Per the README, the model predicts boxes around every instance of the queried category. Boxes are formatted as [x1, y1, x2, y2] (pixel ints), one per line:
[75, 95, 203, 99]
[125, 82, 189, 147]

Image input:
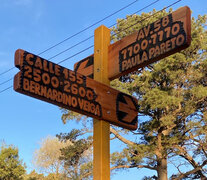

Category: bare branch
[110, 127, 136, 146]
[172, 145, 207, 179]
[111, 164, 157, 171]
[80, 171, 93, 180]
[173, 145, 197, 167]
[110, 136, 117, 140]
[172, 162, 207, 180]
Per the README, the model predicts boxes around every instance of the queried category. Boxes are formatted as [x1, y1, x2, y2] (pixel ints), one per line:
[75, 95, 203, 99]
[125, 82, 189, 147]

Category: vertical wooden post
[93, 25, 110, 180]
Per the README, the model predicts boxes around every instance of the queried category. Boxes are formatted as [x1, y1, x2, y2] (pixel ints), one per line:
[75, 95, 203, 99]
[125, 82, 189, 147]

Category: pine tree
[110, 9, 207, 179]
[61, 8, 207, 179]
[57, 129, 93, 180]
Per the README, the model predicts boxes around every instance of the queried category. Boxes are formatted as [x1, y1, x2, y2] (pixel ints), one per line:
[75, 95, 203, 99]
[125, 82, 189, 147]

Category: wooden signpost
[93, 26, 110, 180]
[74, 55, 94, 79]
[14, 49, 138, 130]
[74, 6, 191, 80]
[14, 6, 191, 180]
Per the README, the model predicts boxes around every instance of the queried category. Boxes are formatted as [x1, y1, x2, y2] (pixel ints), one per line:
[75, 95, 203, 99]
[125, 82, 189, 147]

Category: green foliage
[59, 7, 207, 179]
[0, 144, 26, 180]
[111, 8, 173, 42]
[23, 170, 44, 180]
[142, 176, 157, 180]
[24, 170, 70, 180]
[57, 129, 93, 179]
[60, 108, 87, 124]
[110, 8, 207, 179]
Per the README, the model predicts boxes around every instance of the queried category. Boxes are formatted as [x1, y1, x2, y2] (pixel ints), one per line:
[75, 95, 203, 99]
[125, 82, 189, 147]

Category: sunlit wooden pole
[93, 25, 110, 180]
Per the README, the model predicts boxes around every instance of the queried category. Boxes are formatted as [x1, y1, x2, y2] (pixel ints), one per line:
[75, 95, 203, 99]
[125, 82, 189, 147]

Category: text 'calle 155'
[14, 49, 138, 130]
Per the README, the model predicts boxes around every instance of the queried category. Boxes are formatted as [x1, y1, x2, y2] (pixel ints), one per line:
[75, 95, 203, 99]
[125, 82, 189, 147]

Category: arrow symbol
[74, 56, 94, 78]
[116, 93, 138, 125]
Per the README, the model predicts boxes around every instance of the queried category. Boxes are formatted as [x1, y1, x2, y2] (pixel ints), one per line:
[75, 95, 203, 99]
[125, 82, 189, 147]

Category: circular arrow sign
[116, 92, 138, 125]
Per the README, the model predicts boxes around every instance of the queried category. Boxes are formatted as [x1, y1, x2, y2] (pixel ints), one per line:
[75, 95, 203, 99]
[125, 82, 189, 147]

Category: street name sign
[74, 6, 191, 80]
[74, 55, 94, 79]
[108, 6, 191, 79]
[14, 49, 138, 130]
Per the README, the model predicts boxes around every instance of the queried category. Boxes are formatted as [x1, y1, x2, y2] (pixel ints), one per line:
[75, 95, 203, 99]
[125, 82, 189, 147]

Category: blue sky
[0, 0, 206, 179]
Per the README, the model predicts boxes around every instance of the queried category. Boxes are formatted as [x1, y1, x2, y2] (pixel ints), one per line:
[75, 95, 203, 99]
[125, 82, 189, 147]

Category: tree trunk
[157, 157, 168, 180]
[156, 128, 168, 180]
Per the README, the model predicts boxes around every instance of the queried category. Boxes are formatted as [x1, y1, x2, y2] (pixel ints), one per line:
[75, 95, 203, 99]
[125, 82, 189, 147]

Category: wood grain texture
[14, 49, 138, 130]
[72, 7, 191, 81]
[108, 6, 191, 80]
[74, 55, 94, 78]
